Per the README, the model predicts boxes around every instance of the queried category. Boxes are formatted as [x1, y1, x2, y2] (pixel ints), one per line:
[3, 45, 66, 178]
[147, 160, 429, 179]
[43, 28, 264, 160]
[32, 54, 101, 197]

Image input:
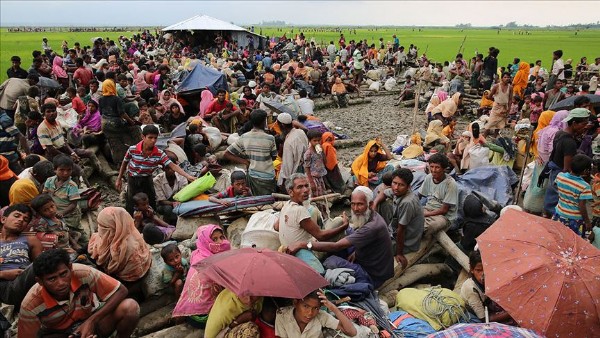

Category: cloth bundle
[324, 268, 356, 287]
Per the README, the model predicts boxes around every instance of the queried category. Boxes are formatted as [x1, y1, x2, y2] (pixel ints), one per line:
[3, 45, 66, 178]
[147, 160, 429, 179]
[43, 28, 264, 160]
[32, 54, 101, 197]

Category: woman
[199, 89, 215, 119]
[512, 61, 530, 99]
[72, 100, 102, 148]
[88, 207, 152, 282]
[351, 138, 393, 187]
[524, 110, 567, 214]
[52, 56, 69, 89]
[98, 79, 140, 164]
[158, 90, 184, 120]
[531, 110, 557, 163]
[424, 120, 450, 150]
[204, 289, 263, 338]
[172, 225, 231, 325]
[425, 94, 441, 121]
[431, 92, 462, 121]
[321, 132, 345, 194]
[134, 68, 153, 103]
[331, 77, 349, 108]
[0, 156, 18, 207]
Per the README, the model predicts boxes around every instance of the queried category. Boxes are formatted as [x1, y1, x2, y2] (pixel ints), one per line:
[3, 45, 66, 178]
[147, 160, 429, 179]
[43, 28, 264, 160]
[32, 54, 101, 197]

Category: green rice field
[2, 27, 600, 82]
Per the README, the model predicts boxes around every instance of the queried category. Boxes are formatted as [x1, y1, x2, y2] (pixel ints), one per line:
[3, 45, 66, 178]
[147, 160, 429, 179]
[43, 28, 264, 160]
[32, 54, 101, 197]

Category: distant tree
[506, 21, 518, 28]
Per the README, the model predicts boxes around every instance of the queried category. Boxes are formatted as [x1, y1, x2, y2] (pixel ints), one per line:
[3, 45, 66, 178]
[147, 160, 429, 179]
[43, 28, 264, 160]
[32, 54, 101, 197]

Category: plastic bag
[468, 145, 490, 169]
[384, 77, 397, 91]
[368, 81, 380, 92]
[173, 172, 216, 202]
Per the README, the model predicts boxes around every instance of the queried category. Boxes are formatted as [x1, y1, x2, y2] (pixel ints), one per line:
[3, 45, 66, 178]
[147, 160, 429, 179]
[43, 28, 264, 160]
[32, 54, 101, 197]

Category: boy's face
[142, 133, 158, 148]
[119, 79, 128, 88]
[164, 251, 182, 268]
[293, 297, 321, 325]
[55, 165, 72, 181]
[90, 83, 98, 93]
[391, 176, 409, 197]
[39, 201, 58, 219]
[136, 199, 150, 212]
[309, 137, 320, 148]
[472, 262, 484, 285]
[0, 210, 31, 233]
[232, 179, 248, 196]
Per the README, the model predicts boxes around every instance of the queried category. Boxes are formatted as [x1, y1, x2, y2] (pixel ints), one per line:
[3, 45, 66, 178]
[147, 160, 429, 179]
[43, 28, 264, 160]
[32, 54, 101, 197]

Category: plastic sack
[468, 145, 490, 169]
[174, 172, 216, 202]
[395, 287, 466, 331]
[369, 81, 381, 92]
[56, 107, 78, 129]
[384, 77, 397, 91]
[241, 210, 280, 250]
[203, 126, 222, 150]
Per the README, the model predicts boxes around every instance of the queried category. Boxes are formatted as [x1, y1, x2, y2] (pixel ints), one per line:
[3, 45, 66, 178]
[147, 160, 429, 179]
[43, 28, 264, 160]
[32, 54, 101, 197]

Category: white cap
[276, 113, 292, 124]
[248, 80, 257, 88]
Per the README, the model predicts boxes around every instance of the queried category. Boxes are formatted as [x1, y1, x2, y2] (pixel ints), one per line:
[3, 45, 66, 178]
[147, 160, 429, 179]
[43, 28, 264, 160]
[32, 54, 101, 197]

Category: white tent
[162, 15, 262, 49]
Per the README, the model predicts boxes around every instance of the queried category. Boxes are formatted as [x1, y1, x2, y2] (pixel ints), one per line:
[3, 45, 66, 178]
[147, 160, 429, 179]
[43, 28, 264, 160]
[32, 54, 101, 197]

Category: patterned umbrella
[477, 209, 600, 337]
[426, 322, 543, 338]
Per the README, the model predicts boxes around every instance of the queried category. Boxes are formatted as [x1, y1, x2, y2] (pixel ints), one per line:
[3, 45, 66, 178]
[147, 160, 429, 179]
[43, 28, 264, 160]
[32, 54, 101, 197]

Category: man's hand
[216, 199, 232, 207]
[286, 241, 307, 255]
[0, 269, 23, 281]
[70, 152, 80, 162]
[72, 317, 97, 338]
[341, 211, 349, 228]
[395, 254, 408, 269]
[115, 179, 123, 191]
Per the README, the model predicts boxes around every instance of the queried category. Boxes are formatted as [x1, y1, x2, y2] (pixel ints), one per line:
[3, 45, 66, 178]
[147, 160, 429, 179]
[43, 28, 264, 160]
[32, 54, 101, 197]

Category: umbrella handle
[485, 306, 489, 324]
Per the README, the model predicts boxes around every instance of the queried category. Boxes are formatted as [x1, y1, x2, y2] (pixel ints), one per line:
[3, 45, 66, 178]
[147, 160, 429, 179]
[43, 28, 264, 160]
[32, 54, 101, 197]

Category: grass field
[2, 27, 600, 82]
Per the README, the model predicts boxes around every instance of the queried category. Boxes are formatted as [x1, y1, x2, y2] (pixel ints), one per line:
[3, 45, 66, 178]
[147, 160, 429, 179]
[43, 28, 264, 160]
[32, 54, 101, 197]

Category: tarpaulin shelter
[176, 63, 228, 95]
[162, 14, 263, 50]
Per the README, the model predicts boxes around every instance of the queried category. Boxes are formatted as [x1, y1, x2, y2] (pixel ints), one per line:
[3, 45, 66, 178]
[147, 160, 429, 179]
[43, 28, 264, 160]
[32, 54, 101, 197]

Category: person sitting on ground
[8, 160, 54, 206]
[274, 290, 357, 338]
[374, 169, 424, 269]
[424, 120, 450, 151]
[88, 207, 152, 283]
[460, 251, 512, 324]
[180, 143, 212, 178]
[287, 185, 394, 288]
[296, 88, 315, 116]
[153, 156, 188, 225]
[204, 289, 263, 338]
[211, 102, 240, 134]
[203, 89, 230, 121]
[419, 153, 458, 231]
[0, 156, 18, 207]
[459, 194, 498, 253]
[209, 170, 252, 206]
[331, 76, 349, 108]
[0, 204, 42, 311]
[351, 138, 393, 188]
[160, 102, 188, 132]
[394, 75, 414, 106]
[321, 131, 345, 194]
[132, 192, 176, 245]
[18, 248, 140, 338]
[30, 193, 79, 253]
[161, 243, 189, 298]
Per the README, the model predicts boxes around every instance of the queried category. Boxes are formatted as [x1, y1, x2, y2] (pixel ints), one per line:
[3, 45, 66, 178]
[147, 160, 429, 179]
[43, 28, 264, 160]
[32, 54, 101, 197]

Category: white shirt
[552, 58, 565, 79]
[296, 97, 314, 115]
[278, 201, 313, 246]
[18, 167, 35, 180]
[153, 171, 188, 202]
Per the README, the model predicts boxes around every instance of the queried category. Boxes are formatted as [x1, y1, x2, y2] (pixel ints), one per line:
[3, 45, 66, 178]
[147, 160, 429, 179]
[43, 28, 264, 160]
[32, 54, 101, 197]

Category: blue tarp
[176, 63, 228, 95]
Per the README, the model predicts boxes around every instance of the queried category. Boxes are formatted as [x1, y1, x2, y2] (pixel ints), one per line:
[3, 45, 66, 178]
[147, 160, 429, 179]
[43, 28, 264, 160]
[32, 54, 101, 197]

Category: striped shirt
[36, 119, 66, 149]
[124, 141, 172, 177]
[555, 172, 593, 220]
[227, 129, 277, 180]
[0, 111, 20, 161]
[43, 176, 81, 213]
[18, 264, 121, 337]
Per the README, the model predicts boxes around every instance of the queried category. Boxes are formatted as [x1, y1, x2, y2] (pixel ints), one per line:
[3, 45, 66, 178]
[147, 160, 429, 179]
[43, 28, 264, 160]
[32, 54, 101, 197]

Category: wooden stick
[410, 85, 422, 135]
[271, 193, 341, 201]
[514, 127, 534, 204]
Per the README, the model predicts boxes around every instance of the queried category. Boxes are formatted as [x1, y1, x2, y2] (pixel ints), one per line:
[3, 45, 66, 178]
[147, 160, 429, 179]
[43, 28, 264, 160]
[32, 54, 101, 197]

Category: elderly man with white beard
[287, 186, 394, 289]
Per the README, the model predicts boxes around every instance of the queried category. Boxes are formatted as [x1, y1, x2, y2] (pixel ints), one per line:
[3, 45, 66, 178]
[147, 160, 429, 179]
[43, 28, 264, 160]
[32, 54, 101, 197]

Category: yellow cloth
[531, 110, 555, 159]
[431, 93, 461, 118]
[480, 90, 494, 108]
[351, 139, 387, 187]
[512, 61, 531, 98]
[425, 95, 441, 114]
[0, 156, 16, 181]
[102, 79, 117, 96]
[425, 120, 450, 146]
[396, 287, 466, 331]
[204, 289, 263, 338]
[402, 133, 424, 159]
[8, 178, 39, 205]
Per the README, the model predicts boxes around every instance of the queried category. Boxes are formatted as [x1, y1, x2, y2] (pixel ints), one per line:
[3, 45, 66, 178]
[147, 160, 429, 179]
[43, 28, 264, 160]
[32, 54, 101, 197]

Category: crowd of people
[1, 28, 599, 337]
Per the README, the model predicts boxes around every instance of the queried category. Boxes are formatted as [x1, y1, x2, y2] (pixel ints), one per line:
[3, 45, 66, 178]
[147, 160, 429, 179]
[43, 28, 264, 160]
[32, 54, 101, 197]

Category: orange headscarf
[480, 90, 494, 108]
[531, 110, 555, 159]
[512, 61, 531, 98]
[0, 155, 17, 181]
[102, 79, 117, 96]
[321, 132, 338, 171]
[88, 207, 152, 282]
[351, 139, 387, 187]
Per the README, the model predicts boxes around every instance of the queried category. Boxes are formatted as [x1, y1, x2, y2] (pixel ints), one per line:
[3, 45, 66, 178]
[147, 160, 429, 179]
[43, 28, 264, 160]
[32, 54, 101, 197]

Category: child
[552, 154, 593, 237]
[66, 87, 85, 116]
[508, 95, 520, 125]
[138, 100, 155, 125]
[394, 75, 414, 106]
[529, 94, 544, 127]
[132, 192, 176, 245]
[520, 94, 532, 120]
[442, 117, 457, 139]
[180, 143, 211, 177]
[25, 110, 44, 155]
[304, 130, 328, 200]
[161, 102, 187, 132]
[43, 154, 86, 247]
[274, 290, 357, 337]
[321, 132, 345, 194]
[161, 243, 189, 297]
[30, 193, 79, 253]
[209, 170, 252, 206]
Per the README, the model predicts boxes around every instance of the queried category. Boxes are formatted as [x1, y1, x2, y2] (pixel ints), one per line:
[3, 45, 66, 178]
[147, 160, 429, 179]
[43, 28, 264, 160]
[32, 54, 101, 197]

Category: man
[547, 49, 565, 91]
[224, 109, 277, 196]
[154, 156, 188, 225]
[18, 249, 140, 338]
[296, 89, 314, 116]
[279, 173, 349, 247]
[73, 57, 94, 89]
[352, 43, 364, 86]
[385, 168, 424, 269]
[588, 57, 600, 77]
[262, 52, 273, 69]
[0, 109, 29, 173]
[0, 73, 38, 120]
[327, 41, 337, 63]
[7, 56, 29, 79]
[287, 185, 394, 288]
[394, 46, 407, 76]
[419, 153, 458, 231]
[277, 113, 308, 188]
[393, 34, 400, 52]
[0, 204, 42, 311]
[544, 78, 565, 110]
[36, 103, 80, 162]
[203, 89, 230, 120]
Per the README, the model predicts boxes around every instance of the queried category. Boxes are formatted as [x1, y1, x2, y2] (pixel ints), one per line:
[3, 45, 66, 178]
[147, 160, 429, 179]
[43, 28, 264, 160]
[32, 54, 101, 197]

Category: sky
[1, 1, 599, 27]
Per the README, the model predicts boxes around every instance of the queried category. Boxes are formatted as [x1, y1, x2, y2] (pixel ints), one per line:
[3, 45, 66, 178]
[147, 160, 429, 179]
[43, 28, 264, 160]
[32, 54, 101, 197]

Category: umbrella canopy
[477, 209, 600, 337]
[264, 100, 298, 119]
[549, 94, 600, 111]
[427, 322, 543, 338]
[194, 248, 328, 299]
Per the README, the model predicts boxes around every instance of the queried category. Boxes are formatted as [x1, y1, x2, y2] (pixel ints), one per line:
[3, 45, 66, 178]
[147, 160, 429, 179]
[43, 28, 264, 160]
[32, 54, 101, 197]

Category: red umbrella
[194, 248, 328, 299]
[477, 209, 600, 337]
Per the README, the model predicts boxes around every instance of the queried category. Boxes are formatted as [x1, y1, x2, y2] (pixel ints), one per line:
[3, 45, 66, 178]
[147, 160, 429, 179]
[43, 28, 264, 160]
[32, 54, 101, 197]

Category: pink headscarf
[133, 68, 150, 92]
[52, 56, 67, 79]
[198, 89, 214, 118]
[436, 91, 448, 102]
[190, 224, 230, 265]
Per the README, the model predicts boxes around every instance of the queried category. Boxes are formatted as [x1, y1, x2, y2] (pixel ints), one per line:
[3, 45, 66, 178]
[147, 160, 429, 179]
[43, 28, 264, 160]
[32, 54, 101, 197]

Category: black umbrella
[549, 94, 600, 111]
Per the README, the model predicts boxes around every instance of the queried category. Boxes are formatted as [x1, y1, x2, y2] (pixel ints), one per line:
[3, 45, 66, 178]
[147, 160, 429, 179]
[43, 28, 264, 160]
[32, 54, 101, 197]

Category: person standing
[481, 47, 499, 90]
[352, 43, 364, 88]
[0, 74, 38, 120]
[277, 113, 308, 190]
[484, 72, 513, 136]
[547, 49, 565, 91]
[7, 56, 28, 79]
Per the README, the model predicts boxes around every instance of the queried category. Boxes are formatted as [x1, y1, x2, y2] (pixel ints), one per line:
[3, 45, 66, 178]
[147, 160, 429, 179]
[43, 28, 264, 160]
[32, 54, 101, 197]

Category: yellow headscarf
[531, 110, 556, 158]
[402, 133, 424, 159]
[480, 90, 494, 108]
[9, 178, 39, 206]
[351, 139, 388, 187]
[102, 79, 117, 96]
